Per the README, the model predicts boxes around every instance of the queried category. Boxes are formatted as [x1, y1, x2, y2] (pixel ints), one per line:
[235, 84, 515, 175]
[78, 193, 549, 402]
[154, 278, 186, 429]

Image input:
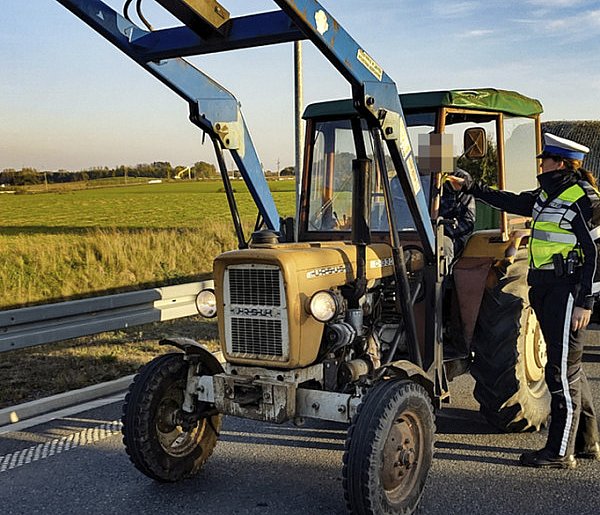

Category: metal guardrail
[0, 280, 213, 354]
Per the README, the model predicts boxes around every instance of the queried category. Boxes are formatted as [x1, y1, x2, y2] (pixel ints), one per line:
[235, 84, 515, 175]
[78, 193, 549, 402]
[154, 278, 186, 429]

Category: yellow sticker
[398, 118, 412, 159]
[357, 49, 383, 81]
[396, 118, 421, 195]
[406, 158, 422, 196]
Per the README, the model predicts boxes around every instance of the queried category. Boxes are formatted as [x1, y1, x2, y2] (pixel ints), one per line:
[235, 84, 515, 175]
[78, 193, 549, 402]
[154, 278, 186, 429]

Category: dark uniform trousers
[529, 282, 599, 456]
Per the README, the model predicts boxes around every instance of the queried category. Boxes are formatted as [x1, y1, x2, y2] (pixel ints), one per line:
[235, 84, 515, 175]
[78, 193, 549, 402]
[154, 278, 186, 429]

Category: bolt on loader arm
[54, 0, 435, 259]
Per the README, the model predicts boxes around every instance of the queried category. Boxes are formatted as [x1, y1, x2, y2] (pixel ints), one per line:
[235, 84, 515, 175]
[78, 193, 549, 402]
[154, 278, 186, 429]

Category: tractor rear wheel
[471, 252, 550, 432]
[122, 353, 221, 482]
[343, 379, 435, 515]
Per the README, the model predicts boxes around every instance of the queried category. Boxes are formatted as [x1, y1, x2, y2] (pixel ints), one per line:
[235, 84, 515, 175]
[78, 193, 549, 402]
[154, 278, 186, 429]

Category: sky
[1, 0, 600, 173]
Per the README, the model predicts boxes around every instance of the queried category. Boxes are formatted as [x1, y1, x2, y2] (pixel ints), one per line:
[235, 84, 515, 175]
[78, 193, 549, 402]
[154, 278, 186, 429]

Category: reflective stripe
[590, 226, 600, 240]
[536, 213, 565, 225]
[563, 210, 577, 222]
[546, 200, 573, 210]
[537, 206, 570, 216]
[593, 282, 600, 294]
[559, 294, 575, 457]
[580, 181, 600, 198]
[536, 263, 556, 270]
[531, 229, 578, 244]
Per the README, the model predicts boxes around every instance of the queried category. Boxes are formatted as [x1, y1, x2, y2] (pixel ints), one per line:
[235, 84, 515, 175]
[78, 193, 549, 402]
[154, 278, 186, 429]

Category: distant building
[542, 121, 600, 179]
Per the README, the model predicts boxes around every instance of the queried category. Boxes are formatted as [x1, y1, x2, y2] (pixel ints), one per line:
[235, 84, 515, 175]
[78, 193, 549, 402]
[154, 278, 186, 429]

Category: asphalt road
[1, 332, 599, 515]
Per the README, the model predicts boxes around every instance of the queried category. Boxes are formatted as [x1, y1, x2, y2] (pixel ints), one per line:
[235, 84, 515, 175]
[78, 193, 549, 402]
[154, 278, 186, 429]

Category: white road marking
[0, 420, 122, 473]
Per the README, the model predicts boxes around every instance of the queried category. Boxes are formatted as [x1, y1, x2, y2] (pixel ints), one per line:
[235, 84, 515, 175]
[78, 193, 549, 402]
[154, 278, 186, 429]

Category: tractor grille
[228, 268, 281, 306]
[224, 265, 288, 361]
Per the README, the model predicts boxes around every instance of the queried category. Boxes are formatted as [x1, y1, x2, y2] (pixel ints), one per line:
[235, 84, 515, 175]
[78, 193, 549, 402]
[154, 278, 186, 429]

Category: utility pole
[294, 41, 304, 239]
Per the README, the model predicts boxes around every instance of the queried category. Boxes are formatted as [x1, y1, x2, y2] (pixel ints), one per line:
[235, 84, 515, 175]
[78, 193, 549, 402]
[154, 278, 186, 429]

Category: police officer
[449, 133, 600, 469]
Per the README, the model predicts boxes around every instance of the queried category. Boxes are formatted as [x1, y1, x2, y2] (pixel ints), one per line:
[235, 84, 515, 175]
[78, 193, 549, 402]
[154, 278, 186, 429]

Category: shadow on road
[435, 407, 497, 435]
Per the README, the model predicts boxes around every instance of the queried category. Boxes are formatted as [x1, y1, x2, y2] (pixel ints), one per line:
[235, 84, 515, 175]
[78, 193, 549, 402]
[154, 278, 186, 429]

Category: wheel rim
[523, 308, 547, 385]
[381, 410, 424, 504]
[155, 386, 204, 457]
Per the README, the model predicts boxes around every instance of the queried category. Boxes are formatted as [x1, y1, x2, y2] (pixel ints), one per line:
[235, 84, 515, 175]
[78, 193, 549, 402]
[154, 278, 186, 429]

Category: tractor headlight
[196, 289, 217, 318]
[309, 290, 340, 322]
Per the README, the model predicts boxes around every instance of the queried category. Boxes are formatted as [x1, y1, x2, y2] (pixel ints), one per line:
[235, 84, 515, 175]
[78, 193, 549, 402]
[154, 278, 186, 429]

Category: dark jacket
[440, 169, 476, 256]
[466, 170, 600, 310]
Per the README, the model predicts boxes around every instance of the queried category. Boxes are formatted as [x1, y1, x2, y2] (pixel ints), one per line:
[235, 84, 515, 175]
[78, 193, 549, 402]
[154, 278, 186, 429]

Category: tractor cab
[299, 88, 543, 247]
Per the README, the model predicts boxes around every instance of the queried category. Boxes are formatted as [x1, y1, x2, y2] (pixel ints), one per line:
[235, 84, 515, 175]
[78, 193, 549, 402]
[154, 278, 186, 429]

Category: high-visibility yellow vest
[529, 184, 585, 269]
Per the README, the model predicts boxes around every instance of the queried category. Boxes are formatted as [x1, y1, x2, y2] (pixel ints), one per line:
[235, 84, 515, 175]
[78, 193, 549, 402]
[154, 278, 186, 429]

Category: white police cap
[538, 133, 589, 160]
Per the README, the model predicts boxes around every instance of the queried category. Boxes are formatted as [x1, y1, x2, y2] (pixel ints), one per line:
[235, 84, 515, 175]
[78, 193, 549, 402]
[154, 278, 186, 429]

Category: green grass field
[0, 178, 296, 407]
[2, 179, 295, 231]
[0, 179, 296, 308]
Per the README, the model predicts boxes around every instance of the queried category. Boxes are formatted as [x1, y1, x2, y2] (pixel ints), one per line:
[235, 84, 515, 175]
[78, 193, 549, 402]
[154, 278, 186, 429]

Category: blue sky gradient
[1, 0, 599, 172]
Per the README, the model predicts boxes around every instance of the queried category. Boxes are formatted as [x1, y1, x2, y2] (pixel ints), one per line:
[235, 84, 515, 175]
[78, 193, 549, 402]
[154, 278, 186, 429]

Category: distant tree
[17, 168, 42, 185]
[457, 139, 498, 187]
[279, 166, 295, 177]
[192, 161, 218, 179]
[1, 169, 17, 185]
[151, 161, 172, 179]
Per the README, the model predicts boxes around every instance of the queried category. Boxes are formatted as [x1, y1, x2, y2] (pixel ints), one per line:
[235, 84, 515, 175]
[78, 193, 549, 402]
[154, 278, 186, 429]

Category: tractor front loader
[55, 1, 550, 513]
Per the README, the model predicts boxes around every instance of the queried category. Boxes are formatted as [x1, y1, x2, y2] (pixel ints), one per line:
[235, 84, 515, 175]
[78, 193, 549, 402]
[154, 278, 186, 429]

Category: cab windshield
[306, 114, 434, 233]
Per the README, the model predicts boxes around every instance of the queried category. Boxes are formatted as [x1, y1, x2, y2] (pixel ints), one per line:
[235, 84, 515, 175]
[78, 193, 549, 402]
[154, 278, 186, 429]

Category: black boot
[519, 448, 577, 469]
[575, 442, 600, 460]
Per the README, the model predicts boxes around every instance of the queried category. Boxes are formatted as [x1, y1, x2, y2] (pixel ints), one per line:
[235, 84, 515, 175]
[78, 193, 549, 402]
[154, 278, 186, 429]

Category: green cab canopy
[303, 88, 543, 120]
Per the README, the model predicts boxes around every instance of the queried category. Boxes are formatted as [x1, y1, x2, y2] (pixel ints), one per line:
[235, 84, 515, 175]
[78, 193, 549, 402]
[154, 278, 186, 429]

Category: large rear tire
[343, 380, 435, 515]
[471, 252, 550, 432]
[122, 353, 221, 482]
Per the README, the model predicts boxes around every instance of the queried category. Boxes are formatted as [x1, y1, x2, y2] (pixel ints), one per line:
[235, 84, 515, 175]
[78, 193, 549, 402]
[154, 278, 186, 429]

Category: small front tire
[122, 353, 221, 482]
[343, 380, 435, 515]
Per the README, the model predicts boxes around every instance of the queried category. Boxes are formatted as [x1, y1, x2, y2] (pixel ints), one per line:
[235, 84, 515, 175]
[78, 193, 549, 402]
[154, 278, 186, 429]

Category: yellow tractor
[123, 88, 549, 515]
[55, 1, 550, 513]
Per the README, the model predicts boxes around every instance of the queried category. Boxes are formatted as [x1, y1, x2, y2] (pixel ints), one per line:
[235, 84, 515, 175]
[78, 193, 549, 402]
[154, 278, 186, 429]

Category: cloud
[459, 29, 495, 38]
[526, 0, 588, 6]
[546, 9, 600, 31]
[512, 7, 600, 40]
[431, 1, 479, 18]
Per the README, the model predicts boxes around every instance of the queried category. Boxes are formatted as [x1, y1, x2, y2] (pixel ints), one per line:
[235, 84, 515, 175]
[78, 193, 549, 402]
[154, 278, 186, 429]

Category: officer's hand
[444, 175, 465, 191]
[572, 307, 592, 331]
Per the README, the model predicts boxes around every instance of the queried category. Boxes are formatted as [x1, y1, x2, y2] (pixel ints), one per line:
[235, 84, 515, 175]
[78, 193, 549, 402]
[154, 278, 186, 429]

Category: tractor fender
[385, 360, 435, 401]
[159, 337, 224, 375]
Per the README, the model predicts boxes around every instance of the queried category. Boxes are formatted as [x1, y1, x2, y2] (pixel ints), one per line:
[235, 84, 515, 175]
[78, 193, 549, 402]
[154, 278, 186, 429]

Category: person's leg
[543, 288, 585, 456]
[521, 284, 581, 467]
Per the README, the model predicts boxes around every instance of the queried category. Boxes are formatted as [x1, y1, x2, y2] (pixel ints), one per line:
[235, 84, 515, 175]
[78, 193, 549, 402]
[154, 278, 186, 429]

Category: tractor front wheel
[343, 379, 435, 515]
[121, 353, 221, 482]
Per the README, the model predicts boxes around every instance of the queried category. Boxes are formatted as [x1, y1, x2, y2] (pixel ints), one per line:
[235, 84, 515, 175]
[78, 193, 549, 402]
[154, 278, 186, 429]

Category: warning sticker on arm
[357, 49, 383, 81]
